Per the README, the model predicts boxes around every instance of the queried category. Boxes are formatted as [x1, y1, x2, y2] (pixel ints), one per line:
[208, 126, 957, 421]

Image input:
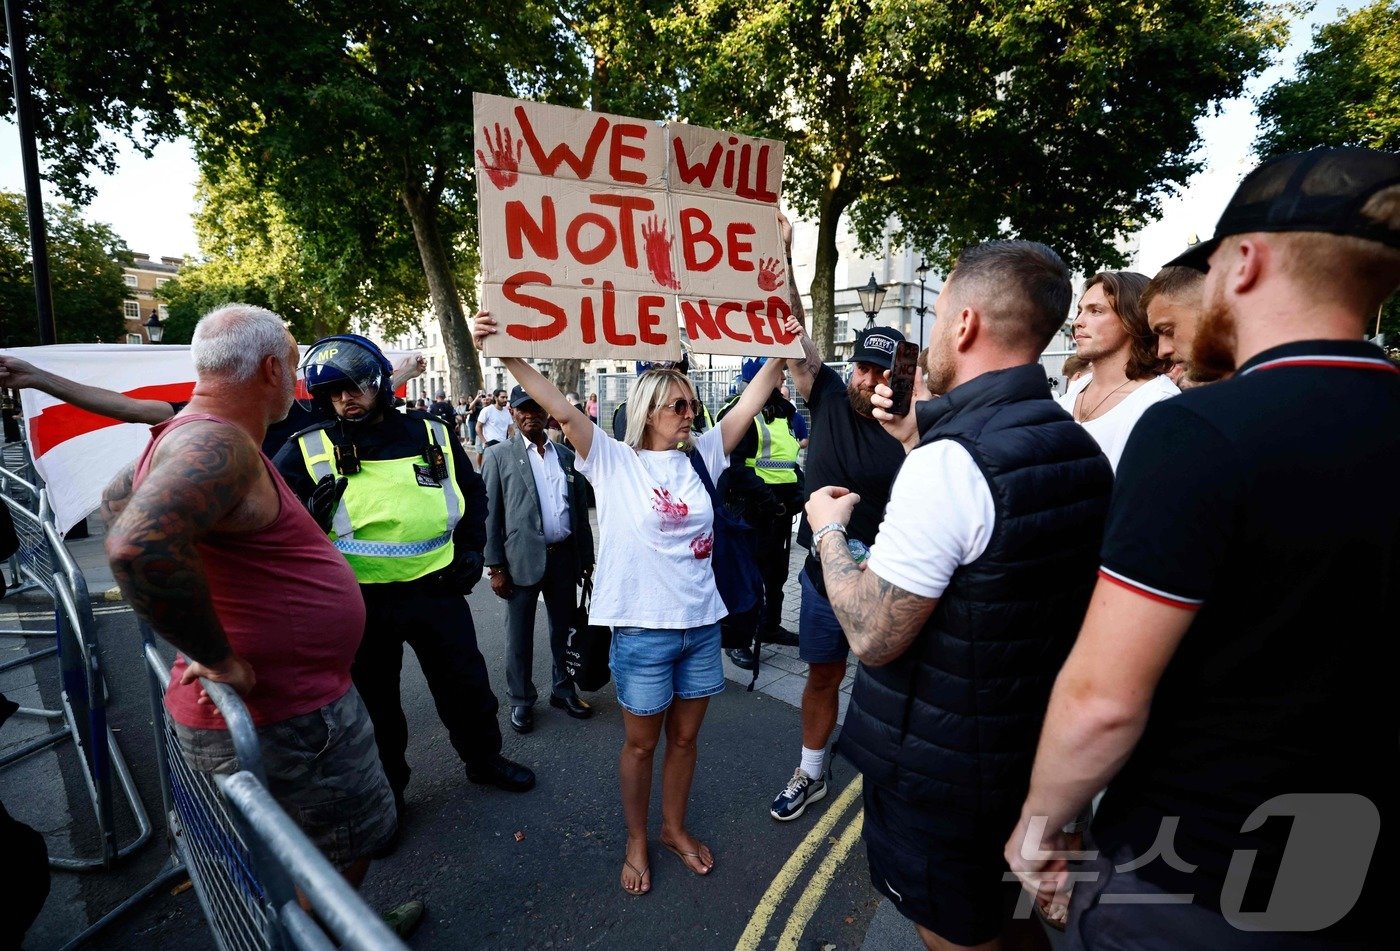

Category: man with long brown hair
[1057, 270, 1178, 469]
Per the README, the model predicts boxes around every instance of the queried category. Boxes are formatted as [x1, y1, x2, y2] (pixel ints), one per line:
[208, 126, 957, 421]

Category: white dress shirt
[525, 438, 572, 544]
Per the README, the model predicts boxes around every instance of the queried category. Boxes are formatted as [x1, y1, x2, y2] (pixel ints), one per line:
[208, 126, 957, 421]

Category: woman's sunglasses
[660, 398, 703, 417]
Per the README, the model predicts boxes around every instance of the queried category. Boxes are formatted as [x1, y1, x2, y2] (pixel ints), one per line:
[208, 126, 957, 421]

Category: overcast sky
[1, 2, 1348, 272]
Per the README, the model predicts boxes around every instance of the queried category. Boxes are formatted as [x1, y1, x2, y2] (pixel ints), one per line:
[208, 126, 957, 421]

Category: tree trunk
[810, 163, 854, 358]
[401, 181, 483, 396]
[550, 357, 585, 398]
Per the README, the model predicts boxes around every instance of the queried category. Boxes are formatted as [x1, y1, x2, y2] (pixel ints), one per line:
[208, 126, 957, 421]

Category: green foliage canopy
[657, 0, 1288, 352]
[1, 190, 129, 346]
[1256, 0, 1399, 156]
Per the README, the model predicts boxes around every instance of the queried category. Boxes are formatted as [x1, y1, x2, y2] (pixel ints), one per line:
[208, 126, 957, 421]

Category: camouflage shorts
[173, 687, 396, 869]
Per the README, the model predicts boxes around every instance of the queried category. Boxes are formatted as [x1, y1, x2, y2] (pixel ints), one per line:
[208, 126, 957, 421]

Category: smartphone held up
[885, 341, 920, 417]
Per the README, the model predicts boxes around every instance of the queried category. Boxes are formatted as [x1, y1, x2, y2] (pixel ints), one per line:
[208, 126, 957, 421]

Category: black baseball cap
[1168, 147, 1400, 272]
[851, 327, 905, 370]
[508, 385, 540, 410]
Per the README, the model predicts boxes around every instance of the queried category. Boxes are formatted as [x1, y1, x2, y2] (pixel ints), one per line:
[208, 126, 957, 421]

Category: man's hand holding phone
[872, 341, 923, 452]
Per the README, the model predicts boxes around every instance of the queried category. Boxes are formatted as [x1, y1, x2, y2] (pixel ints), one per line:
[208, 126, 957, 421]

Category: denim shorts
[173, 687, 396, 869]
[799, 567, 850, 664]
[609, 622, 725, 716]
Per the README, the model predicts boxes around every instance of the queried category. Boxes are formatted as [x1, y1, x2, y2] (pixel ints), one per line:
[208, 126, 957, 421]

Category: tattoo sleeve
[795, 329, 825, 380]
[100, 462, 137, 529]
[818, 533, 937, 666]
[104, 423, 260, 667]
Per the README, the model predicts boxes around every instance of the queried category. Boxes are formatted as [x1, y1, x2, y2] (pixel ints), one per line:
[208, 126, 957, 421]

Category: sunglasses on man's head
[659, 398, 702, 418]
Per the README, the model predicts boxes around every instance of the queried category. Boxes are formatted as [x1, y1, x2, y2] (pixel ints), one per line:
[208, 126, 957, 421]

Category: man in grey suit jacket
[483, 386, 596, 733]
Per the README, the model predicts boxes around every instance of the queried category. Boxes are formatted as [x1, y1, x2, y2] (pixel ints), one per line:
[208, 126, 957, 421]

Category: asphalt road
[2, 581, 896, 950]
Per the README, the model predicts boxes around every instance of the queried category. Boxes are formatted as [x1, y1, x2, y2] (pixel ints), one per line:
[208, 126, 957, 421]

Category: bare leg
[801, 660, 846, 752]
[658, 696, 714, 874]
[619, 709, 664, 893]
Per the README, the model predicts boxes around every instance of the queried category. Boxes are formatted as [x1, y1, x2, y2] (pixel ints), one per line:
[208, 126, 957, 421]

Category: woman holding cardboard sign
[473, 310, 790, 896]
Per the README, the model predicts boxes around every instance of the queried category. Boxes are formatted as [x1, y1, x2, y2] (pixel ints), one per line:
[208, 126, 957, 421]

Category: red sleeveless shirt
[132, 414, 365, 728]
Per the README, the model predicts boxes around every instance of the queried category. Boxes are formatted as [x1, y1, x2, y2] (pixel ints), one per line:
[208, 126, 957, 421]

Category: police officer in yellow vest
[718, 357, 804, 663]
[273, 335, 535, 840]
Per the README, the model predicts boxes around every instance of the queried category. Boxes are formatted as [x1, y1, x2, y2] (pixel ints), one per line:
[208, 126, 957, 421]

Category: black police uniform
[273, 407, 513, 800]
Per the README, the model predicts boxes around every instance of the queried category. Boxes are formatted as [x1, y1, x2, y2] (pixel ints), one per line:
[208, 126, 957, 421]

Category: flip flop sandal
[662, 840, 713, 875]
[622, 858, 651, 895]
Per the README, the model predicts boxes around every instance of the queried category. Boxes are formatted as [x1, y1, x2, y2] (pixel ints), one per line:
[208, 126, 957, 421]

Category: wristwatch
[811, 522, 848, 547]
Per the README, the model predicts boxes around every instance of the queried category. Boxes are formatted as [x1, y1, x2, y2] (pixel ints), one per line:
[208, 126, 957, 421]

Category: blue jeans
[609, 622, 724, 716]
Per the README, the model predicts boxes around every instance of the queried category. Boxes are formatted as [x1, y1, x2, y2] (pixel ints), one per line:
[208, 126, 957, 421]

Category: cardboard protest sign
[475, 93, 800, 360]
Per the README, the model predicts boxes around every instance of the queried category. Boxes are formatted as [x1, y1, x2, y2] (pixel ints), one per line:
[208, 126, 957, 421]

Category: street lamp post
[145, 310, 164, 344]
[914, 258, 931, 345]
[857, 272, 887, 331]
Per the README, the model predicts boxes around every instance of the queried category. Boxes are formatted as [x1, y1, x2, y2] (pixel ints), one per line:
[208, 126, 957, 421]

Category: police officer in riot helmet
[273, 334, 534, 852]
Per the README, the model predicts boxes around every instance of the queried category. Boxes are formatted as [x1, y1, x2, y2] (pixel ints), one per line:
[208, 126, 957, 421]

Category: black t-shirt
[1093, 339, 1399, 931]
[797, 365, 906, 585]
[271, 408, 487, 575]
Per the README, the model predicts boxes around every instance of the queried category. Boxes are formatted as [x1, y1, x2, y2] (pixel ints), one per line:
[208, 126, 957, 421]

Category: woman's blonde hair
[623, 369, 696, 450]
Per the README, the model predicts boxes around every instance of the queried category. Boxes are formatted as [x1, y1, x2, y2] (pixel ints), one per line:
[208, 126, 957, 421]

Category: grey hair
[191, 304, 291, 382]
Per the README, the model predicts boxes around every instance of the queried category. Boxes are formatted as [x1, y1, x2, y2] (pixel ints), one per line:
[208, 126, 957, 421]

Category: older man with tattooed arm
[100, 304, 423, 937]
[805, 241, 1113, 951]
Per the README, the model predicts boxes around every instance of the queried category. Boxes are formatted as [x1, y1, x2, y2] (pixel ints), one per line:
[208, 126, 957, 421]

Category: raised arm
[390, 351, 427, 391]
[103, 421, 262, 694]
[719, 353, 786, 456]
[786, 318, 824, 403]
[0, 354, 175, 425]
[471, 312, 593, 458]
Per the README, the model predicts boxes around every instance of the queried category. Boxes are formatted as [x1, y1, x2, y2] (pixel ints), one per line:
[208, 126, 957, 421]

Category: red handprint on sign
[757, 257, 786, 291]
[641, 215, 682, 290]
[476, 123, 523, 190]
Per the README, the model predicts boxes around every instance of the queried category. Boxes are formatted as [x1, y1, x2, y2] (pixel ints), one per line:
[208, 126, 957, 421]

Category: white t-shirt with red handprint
[575, 422, 729, 629]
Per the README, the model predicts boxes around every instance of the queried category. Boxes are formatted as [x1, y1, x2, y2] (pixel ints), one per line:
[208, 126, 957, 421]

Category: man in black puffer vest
[806, 240, 1113, 950]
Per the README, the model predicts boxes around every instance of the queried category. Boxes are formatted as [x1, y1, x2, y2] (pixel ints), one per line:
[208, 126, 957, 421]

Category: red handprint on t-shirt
[757, 257, 786, 291]
[690, 533, 714, 559]
[641, 215, 682, 290]
[651, 487, 689, 531]
[476, 123, 523, 190]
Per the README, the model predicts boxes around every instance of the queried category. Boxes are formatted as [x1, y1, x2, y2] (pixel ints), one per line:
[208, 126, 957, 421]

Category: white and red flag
[5, 343, 412, 535]
[7, 344, 198, 534]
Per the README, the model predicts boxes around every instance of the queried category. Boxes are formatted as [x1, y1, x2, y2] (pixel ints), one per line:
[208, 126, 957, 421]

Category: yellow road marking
[775, 808, 865, 950]
[735, 774, 864, 951]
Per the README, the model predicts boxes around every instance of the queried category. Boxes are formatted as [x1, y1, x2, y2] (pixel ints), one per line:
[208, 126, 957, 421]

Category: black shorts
[862, 782, 1021, 946]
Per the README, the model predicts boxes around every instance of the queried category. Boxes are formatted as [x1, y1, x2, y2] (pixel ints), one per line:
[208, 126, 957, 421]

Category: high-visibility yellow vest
[296, 419, 464, 583]
[722, 396, 800, 486]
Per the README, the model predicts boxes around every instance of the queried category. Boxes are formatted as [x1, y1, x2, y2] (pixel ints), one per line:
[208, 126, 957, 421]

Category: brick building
[121, 253, 182, 343]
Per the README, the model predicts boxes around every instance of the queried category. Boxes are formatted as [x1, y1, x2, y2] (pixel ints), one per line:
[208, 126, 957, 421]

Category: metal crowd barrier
[80, 623, 407, 951]
[0, 478, 151, 870]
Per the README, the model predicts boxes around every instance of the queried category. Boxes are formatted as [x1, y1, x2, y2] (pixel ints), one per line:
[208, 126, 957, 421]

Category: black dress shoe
[764, 625, 800, 646]
[509, 705, 533, 734]
[549, 693, 593, 719]
[466, 755, 536, 793]
[726, 647, 756, 670]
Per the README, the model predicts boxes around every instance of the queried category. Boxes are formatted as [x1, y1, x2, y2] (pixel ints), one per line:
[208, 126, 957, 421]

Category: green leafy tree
[659, 0, 1287, 353]
[1, 190, 129, 346]
[1256, 0, 1399, 156]
[158, 162, 428, 346]
[1255, 0, 1399, 342]
[4, 1, 584, 394]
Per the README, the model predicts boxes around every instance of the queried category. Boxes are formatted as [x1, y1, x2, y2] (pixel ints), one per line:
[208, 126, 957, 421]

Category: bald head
[191, 304, 294, 383]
